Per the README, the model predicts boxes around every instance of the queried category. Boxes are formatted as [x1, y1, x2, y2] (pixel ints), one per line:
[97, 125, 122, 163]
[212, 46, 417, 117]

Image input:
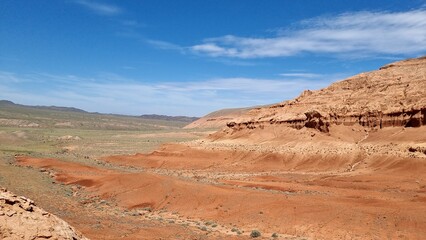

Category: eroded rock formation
[226, 56, 426, 133]
[0, 188, 88, 240]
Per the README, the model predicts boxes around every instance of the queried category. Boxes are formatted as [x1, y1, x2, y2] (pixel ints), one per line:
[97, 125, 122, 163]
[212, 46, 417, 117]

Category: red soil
[16, 135, 426, 240]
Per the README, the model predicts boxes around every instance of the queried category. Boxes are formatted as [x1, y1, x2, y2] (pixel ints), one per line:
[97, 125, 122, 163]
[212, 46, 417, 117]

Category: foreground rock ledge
[0, 188, 88, 240]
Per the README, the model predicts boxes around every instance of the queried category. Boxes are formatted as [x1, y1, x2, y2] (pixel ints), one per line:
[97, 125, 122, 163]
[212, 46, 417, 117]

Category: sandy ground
[11, 125, 426, 239]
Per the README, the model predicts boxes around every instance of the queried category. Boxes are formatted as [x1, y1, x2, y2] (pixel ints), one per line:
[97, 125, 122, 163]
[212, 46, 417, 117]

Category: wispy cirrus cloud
[0, 71, 348, 116]
[146, 40, 185, 52]
[190, 10, 426, 58]
[75, 0, 122, 16]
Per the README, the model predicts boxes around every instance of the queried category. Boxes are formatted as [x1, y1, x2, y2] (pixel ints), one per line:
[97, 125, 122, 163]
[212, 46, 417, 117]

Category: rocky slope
[224, 56, 426, 134]
[184, 106, 258, 129]
[0, 188, 88, 240]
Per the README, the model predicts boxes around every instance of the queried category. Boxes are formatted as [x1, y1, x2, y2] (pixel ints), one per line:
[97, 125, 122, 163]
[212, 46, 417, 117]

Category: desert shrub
[272, 232, 279, 238]
[250, 230, 261, 238]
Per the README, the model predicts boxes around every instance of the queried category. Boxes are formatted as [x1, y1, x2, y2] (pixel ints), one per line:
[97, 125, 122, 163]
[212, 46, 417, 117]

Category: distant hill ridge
[0, 100, 87, 113]
[140, 114, 198, 122]
[0, 100, 197, 130]
[0, 100, 197, 121]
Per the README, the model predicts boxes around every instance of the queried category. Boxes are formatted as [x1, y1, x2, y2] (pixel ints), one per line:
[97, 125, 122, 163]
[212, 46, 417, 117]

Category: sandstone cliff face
[226, 56, 426, 133]
[0, 188, 88, 240]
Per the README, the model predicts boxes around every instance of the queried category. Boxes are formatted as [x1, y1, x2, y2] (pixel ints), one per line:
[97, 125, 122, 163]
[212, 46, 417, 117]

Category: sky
[1, 0, 426, 117]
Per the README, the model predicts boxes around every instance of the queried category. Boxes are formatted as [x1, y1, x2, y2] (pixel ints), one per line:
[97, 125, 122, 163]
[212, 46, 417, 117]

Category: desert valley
[1, 56, 425, 239]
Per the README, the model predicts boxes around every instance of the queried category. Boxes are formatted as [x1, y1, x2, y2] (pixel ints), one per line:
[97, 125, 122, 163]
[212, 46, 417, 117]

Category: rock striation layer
[226, 56, 426, 133]
[0, 188, 88, 240]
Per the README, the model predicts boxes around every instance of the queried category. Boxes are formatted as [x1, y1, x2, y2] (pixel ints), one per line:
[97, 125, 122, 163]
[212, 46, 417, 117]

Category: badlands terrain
[1, 56, 426, 239]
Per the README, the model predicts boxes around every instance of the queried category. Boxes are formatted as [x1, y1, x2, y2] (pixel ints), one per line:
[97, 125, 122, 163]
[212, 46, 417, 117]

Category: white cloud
[190, 10, 426, 58]
[0, 71, 347, 116]
[75, 0, 122, 16]
[146, 40, 184, 52]
[192, 43, 236, 57]
[0, 71, 22, 83]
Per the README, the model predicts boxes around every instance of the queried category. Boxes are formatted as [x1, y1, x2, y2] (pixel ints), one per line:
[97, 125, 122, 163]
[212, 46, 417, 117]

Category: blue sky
[1, 0, 426, 116]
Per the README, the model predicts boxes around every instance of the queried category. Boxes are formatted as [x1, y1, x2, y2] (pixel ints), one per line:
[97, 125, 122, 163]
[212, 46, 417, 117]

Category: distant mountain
[0, 101, 198, 122]
[0, 100, 15, 105]
[140, 114, 198, 123]
[0, 100, 87, 113]
[32, 105, 88, 113]
[0, 100, 196, 130]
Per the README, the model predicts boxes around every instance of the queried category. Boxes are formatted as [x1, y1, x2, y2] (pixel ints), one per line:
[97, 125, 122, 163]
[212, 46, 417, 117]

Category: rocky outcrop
[0, 188, 88, 240]
[226, 56, 426, 133]
[184, 107, 256, 129]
